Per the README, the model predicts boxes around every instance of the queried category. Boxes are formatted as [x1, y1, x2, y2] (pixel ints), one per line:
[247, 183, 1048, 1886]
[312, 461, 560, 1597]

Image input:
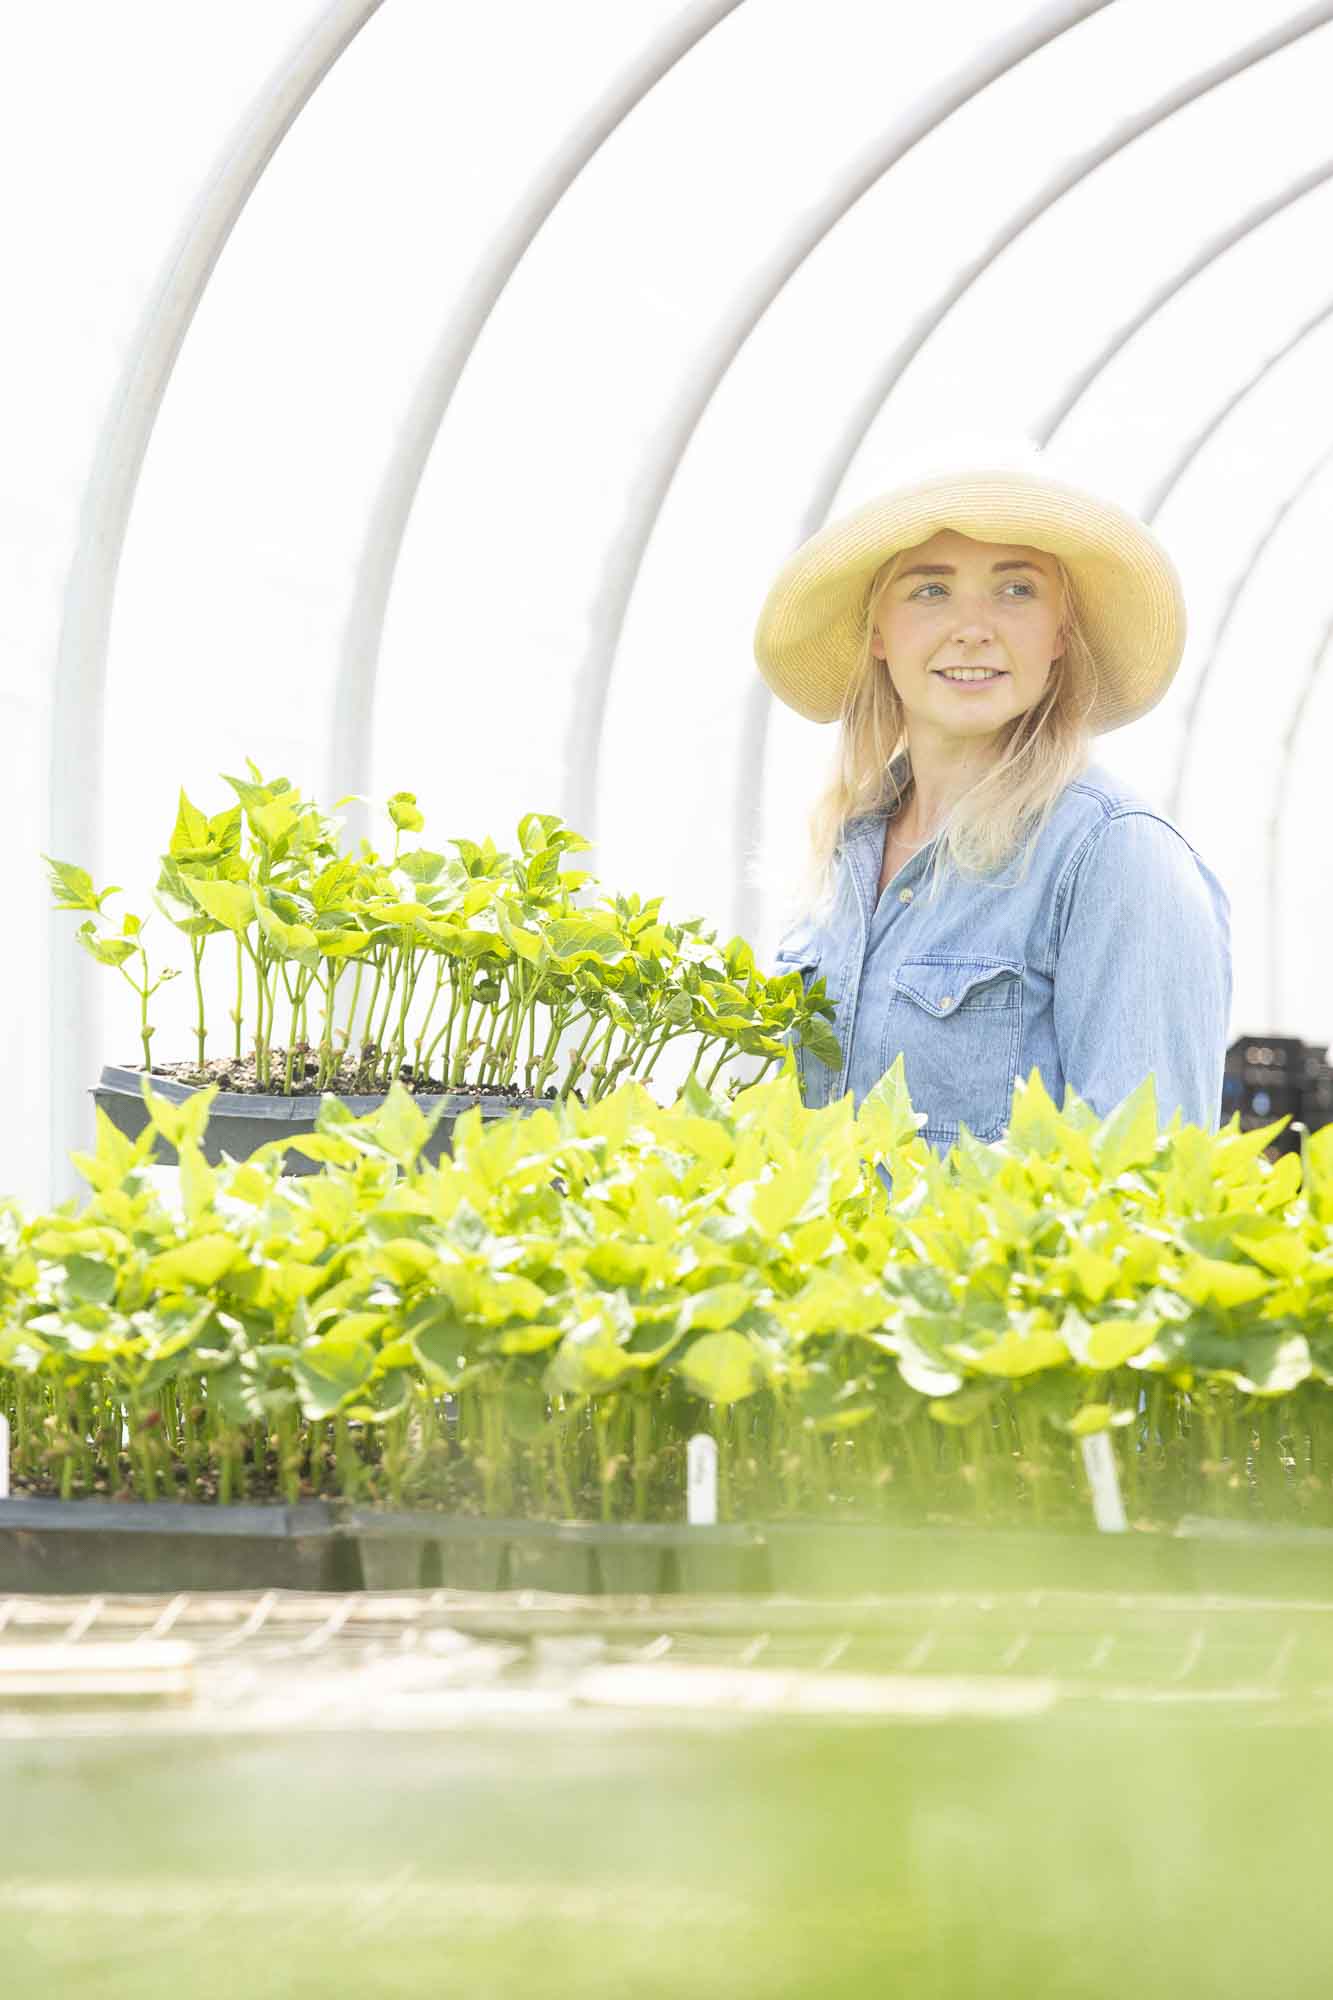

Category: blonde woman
[752, 442, 1232, 1153]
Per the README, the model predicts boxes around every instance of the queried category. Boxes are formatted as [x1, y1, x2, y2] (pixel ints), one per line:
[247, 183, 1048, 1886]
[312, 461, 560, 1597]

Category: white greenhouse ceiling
[5, 0, 1333, 1201]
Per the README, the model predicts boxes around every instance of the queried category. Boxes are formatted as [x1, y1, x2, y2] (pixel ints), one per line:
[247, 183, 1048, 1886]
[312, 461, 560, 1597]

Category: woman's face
[870, 528, 1066, 745]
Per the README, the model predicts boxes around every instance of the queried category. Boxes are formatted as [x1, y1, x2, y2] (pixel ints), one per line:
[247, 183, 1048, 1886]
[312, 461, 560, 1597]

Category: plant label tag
[687, 1432, 718, 1526]
[0, 1414, 8, 1500]
[1080, 1431, 1127, 1534]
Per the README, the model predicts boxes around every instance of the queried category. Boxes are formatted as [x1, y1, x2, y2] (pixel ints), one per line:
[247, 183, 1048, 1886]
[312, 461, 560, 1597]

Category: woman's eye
[909, 580, 1035, 600]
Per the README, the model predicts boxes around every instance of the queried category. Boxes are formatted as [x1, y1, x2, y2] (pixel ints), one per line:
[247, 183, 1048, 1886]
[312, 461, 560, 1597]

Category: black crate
[1224, 1034, 1333, 1156]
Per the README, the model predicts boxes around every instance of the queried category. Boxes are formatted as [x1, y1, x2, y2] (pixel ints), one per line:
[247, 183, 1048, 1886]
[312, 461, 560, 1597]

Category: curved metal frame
[1139, 293, 1333, 524]
[1032, 156, 1333, 445]
[46, 0, 385, 1199]
[1266, 607, 1333, 1025]
[551, 0, 1117, 845]
[324, 0, 746, 844]
[734, 2, 1333, 940]
[1147, 293, 1333, 817]
[1167, 435, 1333, 820]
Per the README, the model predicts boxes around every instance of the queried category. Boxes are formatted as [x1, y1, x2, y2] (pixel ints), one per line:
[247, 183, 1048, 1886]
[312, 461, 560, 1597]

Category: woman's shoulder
[1047, 761, 1229, 933]
[1052, 759, 1197, 851]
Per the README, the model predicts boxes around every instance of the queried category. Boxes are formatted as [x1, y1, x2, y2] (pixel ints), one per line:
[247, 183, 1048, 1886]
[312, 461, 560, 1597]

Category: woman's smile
[932, 666, 1008, 688]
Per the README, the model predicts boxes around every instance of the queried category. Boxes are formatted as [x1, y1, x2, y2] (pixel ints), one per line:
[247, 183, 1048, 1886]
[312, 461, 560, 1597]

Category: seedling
[46, 767, 840, 1104]
[0, 1065, 1325, 1531]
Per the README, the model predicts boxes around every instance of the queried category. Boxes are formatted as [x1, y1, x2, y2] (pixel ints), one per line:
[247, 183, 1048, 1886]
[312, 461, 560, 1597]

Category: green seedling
[44, 766, 836, 1103]
[0, 1066, 1326, 1531]
[45, 858, 179, 1071]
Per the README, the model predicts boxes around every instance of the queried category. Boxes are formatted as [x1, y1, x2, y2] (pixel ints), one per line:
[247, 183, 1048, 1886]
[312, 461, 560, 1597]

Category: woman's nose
[952, 601, 997, 634]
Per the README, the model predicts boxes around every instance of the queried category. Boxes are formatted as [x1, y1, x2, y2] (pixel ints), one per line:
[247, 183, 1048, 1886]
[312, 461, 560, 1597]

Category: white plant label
[0, 1414, 8, 1500]
[1080, 1431, 1127, 1534]
[687, 1432, 718, 1526]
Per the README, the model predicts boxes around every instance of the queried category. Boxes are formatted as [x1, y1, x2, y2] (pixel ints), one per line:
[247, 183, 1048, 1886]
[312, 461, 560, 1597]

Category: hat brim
[752, 468, 1186, 734]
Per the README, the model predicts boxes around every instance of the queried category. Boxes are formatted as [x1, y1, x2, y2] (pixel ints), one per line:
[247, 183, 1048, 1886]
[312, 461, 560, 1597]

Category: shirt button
[898, 888, 913, 904]
[939, 995, 953, 1009]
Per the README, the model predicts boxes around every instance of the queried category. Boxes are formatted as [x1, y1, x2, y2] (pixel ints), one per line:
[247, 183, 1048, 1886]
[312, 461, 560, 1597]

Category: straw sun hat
[752, 438, 1186, 735]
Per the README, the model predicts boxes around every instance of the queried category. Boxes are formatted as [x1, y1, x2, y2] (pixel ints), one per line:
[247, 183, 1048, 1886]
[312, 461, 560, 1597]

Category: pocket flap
[893, 956, 1022, 1018]
[772, 922, 821, 975]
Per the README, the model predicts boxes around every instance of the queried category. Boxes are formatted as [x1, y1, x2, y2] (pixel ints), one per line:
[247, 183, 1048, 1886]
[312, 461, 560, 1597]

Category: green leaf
[1002, 1068, 1095, 1174]
[1093, 1075, 1160, 1178]
[291, 1333, 375, 1419]
[396, 848, 446, 884]
[254, 896, 319, 960]
[496, 906, 544, 964]
[1174, 1254, 1271, 1311]
[44, 856, 117, 913]
[1305, 1124, 1333, 1224]
[671, 1328, 766, 1404]
[855, 1056, 927, 1156]
[1225, 1334, 1311, 1398]
[168, 789, 211, 858]
[70, 1108, 156, 1192]
[517, 810, 562, 854]
[545, 1309, 636, 1397]
[1059, 1306, 1160, 1370]
[546, 916, 626, 964]
[927, 1384, 1000, 1428]
[182, 876, 255, 934]
[677, 1282, 753, 1333]
[1230, 1222, 1312, 1280]
[799, 1015, 844, 1069]
[387, 791, 426, 833]
[1064, 1402, 1136, 1437]
[143, 1234, 240, 1290]
[746, 1159, 822, 1237]
[780, 1272, 888, 1340]
[363, 1085, 438, 1167]
[892, 1339, 964, 1399]
[178, 1141, 218, 1225]
[62, 1254, 117, 1305]
[249, 795, 303, 850]
[75, 921, 136, 969]
[948, 1314, 1066, 1379]
[140, 1078, 218, 1152]
[583, 1240, 672, 1288]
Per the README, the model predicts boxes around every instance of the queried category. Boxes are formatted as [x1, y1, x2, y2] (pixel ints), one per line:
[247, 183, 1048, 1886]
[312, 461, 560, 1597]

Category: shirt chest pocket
[881, 955, 1024, 1145]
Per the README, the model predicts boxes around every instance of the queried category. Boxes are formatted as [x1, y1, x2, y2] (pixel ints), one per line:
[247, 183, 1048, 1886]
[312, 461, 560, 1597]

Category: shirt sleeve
[1050, 809, 1232, 1132]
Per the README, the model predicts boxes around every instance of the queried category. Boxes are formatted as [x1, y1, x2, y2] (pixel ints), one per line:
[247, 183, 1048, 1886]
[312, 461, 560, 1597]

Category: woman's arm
[1050, 809, 1232, 1132]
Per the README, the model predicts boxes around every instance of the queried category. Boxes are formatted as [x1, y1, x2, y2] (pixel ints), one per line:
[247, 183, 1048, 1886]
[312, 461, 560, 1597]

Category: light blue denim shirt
[770, 757, 1233, 1152]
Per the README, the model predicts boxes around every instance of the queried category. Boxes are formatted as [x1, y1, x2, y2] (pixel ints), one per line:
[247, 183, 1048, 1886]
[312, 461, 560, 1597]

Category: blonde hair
[788, 542, 1099, 923]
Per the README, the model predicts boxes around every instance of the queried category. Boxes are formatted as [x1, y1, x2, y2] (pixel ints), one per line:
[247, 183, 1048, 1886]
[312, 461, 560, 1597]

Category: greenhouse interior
[5, 5, 1333, 1996]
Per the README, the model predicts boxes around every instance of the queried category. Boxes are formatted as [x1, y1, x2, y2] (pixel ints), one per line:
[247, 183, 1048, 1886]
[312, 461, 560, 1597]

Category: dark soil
[132, 1052, 566, 1101]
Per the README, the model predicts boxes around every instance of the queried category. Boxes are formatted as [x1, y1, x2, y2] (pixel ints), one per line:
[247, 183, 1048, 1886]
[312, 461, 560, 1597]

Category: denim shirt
[770, 758, 1233, 1153]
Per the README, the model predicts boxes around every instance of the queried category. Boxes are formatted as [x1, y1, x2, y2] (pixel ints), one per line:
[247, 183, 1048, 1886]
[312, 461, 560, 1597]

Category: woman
[752, 442, 1232, 1153]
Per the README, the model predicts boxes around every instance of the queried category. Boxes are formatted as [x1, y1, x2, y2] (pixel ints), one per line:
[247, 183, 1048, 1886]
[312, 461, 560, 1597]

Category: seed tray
[7, 1499, 1333, 1599]
[93, 1065, 548, 1173]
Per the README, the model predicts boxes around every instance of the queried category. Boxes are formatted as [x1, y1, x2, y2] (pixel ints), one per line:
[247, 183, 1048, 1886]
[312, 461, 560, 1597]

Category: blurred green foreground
[5, 1574, 1333, 2000]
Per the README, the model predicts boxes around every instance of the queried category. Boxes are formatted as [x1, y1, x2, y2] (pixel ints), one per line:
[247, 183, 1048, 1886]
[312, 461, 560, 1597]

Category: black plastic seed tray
[7, 1499, 1333, 1599]
[0, 1498, 354, 1595]
[93, 1065, 548, 1174]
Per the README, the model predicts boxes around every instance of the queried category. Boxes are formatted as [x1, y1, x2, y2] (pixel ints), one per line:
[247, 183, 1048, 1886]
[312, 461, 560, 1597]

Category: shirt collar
[841, 752, 929, 914]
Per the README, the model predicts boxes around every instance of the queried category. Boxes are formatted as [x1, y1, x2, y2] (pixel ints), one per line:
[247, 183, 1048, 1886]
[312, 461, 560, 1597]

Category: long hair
[786, 544, 1100, 924]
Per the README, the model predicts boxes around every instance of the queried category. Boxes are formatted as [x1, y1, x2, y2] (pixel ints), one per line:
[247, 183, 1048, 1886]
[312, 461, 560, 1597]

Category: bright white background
[4, 0, 1331, 1204]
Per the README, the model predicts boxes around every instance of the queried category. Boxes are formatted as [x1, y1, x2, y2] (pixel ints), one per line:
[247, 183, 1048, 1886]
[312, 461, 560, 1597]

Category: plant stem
[232, 934, 244, 1060]
[190, 935, 208, 1067]
[338, 958, 366, 1058]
